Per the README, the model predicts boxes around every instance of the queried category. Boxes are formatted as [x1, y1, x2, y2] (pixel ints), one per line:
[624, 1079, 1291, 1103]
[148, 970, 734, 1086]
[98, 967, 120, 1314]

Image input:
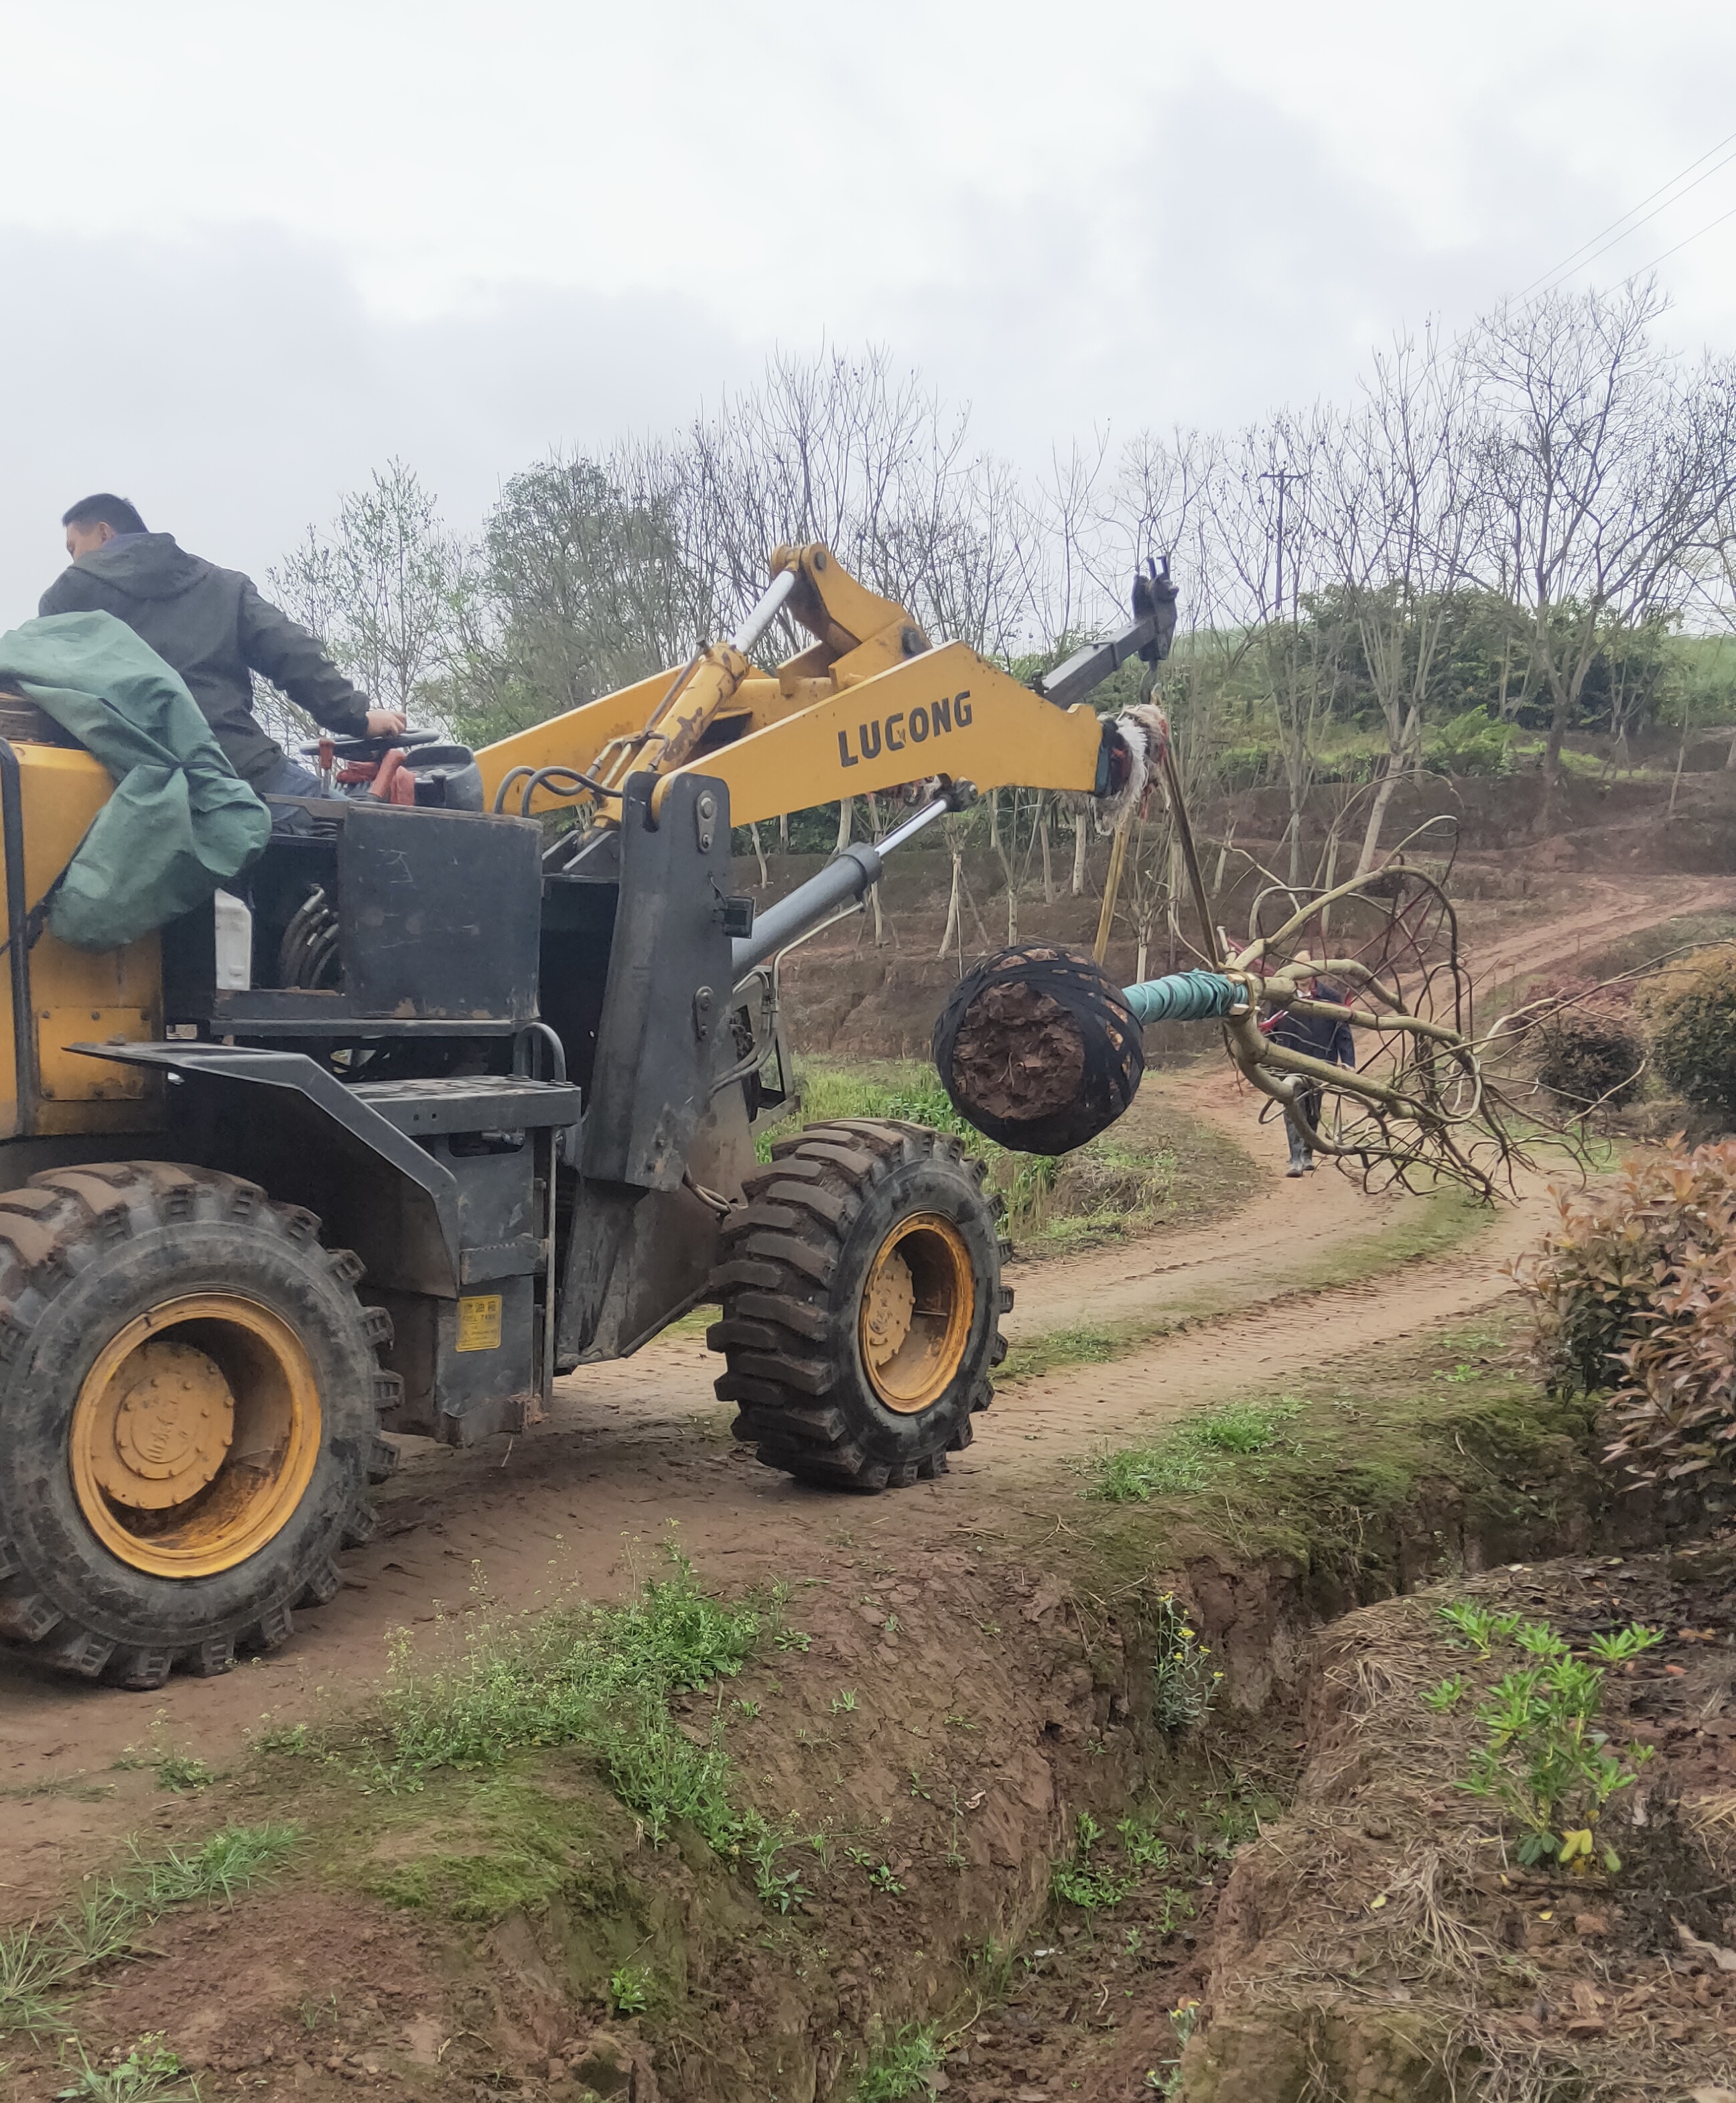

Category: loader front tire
[709, 1120, 1010, 1490]
[0, 1164, 400, 1689]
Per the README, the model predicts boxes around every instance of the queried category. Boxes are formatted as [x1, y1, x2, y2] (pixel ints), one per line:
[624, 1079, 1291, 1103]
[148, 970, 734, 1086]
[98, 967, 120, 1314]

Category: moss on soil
[1071, 1314, 1604, 1610]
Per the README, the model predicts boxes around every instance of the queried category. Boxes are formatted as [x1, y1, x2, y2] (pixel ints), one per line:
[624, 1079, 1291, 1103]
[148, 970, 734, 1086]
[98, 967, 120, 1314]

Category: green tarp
[0, 611, 270, 952]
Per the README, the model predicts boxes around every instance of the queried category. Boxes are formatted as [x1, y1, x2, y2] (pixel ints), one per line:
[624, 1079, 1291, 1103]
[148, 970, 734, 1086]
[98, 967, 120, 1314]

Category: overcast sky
[6, 0, 1736, 626]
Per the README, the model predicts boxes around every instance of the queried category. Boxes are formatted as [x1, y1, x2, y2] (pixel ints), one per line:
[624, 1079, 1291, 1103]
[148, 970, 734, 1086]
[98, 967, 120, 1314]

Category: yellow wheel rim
[69, 1294, 321, 1578]
[858, 1213, 974, 1414]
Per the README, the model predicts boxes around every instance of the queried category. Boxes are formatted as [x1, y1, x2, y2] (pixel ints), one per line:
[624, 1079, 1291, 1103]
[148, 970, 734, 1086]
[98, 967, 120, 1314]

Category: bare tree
[664, 346, 1037, 661]
[269, 460, 461, 728]
[1211, 418, 1337, 887]
[1467, 281, 1736, 826]
[1313, 330, 1479, 873]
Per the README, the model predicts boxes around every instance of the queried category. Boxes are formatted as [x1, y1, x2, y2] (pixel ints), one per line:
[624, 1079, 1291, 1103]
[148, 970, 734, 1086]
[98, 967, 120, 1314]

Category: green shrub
[1532, 999, 1644, 1114]
[1643, 943, 1736, 1123]
[1087, 1400, 1300, 1503]
[1424, 706, 1518, 777]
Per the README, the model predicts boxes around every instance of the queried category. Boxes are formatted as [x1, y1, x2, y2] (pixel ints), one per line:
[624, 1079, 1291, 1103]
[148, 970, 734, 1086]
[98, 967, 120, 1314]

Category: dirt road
[1, 879, 1728, 1902]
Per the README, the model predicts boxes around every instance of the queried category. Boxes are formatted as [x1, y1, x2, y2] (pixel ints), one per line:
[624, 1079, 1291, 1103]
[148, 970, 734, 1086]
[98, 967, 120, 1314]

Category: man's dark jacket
[1270, 980, 1356, 1068]
[39, 534, 369, 787]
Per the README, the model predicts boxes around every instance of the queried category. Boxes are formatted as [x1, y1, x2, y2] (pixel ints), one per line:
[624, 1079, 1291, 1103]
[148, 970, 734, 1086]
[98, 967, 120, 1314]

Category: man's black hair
[62, 493, 147, 536]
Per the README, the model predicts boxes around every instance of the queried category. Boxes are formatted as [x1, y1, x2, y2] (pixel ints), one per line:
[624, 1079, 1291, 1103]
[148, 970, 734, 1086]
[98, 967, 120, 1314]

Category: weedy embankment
[0, 1316, 1650, 2103]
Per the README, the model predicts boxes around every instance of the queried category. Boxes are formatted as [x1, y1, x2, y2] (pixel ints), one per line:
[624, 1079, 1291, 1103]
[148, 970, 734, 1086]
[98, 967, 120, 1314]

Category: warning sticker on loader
[456, 1295, 503, 1351]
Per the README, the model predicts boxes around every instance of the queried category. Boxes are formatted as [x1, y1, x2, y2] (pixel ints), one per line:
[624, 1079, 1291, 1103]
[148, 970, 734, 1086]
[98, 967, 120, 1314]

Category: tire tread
[0, 1161, 397, 1687]
[708, 1118, 1003, 1492]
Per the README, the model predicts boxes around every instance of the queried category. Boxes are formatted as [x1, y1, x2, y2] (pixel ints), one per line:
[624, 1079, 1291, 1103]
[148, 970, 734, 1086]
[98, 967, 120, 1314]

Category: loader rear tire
[708, 1120, 1010, 1491]
[0, 1163, 401, 1690]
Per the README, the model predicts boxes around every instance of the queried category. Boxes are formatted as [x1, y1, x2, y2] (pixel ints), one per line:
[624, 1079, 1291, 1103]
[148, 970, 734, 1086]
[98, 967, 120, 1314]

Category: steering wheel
[299, 726, 444, 762]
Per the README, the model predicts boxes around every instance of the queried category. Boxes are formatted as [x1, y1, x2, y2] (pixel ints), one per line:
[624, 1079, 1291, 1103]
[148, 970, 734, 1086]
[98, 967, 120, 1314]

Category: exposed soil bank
[1187, 1535, 1736, 2102]
[1, 1335, 1674, 2103]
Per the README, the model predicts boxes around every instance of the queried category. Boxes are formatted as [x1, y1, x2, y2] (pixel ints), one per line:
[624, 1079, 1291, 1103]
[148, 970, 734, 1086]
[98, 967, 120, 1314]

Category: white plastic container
[213, 889, 253, 992]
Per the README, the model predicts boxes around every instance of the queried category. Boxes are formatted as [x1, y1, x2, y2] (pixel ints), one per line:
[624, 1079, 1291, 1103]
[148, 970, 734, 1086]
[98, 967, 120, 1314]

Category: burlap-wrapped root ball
[932, 946, 1145, 1155]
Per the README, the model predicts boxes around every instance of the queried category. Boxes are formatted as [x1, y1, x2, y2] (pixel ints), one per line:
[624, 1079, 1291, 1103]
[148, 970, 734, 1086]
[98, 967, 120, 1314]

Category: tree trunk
[779, 812, 790, 854]
[1353, 761, 1400, 877]
[1538, 694, 1569, 836]
[1072, 810, 1089, 895]
[937, 852, 961, 961]
[1038, 801, 1055, 905]
[1135, 933, 1149, 982]
[835, 798, 853, 852]
[748, 823, 769, 889]
[1668, 707, 1692, 819]
[1212, 824, 1235, 895]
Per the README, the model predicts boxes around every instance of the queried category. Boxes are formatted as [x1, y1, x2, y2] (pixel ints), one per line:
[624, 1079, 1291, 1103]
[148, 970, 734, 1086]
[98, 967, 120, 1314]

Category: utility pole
[1259, 466, 1307, 621]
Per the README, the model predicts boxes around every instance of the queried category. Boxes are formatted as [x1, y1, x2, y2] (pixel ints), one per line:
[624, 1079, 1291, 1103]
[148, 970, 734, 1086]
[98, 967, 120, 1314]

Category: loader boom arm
[475, 544, 1172, 828]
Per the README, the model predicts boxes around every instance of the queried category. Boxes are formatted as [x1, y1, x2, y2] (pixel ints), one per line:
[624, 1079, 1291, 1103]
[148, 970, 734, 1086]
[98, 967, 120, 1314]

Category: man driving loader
[39, 493, 406, 824]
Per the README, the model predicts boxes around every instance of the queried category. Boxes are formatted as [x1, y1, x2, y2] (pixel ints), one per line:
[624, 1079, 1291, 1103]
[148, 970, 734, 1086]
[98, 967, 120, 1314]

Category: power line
[1520, 126, 1736, 298]
[1625, 198, 1736, 281]
[1538, 144, 1736, 294]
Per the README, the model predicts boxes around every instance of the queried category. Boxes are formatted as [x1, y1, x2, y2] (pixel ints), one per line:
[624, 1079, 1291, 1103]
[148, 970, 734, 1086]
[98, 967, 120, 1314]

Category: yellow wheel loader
[0, 546, 1174, 1687]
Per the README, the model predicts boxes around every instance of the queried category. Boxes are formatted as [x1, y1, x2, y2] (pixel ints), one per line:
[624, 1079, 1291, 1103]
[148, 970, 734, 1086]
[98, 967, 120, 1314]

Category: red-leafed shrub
[1515, 1139, 1736, 1490]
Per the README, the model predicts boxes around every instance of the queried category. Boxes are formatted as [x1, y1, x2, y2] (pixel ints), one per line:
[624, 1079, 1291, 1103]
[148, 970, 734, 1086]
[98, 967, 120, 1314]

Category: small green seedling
[608, 1964, 653, 2016]
[1588, 1625, 1663, 1664]
[1438, 1601, 1521, 1657]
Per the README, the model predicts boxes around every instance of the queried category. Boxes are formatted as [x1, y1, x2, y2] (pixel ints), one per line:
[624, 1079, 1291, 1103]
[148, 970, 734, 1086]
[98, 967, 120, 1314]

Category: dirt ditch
[0, 1324, 1682, 2103]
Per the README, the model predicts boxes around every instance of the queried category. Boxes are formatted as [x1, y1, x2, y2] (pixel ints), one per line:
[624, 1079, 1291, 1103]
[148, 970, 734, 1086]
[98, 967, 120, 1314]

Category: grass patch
[759, 1059, 1248, 1253]
[854, 2022, 943, 2102]
[999, 1320, 1129, 1384]
[1089, 1400, 1303, 1503]
[115, 1730, 213, 1795]
[358, 1774, 595, 1921]
[375, 1543, 760, 1776]
[1076, 1310, 1603, 1602]
[128, 1824, 296, 1907]
[52, 2035, 199, 2102]
[0, 1824, 296, 2037]
[364, 1540, 809, 1908]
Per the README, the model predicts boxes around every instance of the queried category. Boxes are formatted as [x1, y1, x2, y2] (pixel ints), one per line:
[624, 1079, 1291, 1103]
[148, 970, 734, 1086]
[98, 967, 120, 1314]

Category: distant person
[1262, 960, 1355, 1177]
[39, 494, 405, 824]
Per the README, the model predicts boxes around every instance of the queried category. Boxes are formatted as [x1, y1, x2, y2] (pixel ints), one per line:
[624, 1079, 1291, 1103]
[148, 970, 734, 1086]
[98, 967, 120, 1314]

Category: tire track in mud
[0, 880, 1727, 1868]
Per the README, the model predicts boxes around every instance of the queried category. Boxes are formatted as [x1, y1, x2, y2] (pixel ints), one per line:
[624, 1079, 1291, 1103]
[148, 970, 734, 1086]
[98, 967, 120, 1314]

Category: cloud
[0, 227, 760, 624]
